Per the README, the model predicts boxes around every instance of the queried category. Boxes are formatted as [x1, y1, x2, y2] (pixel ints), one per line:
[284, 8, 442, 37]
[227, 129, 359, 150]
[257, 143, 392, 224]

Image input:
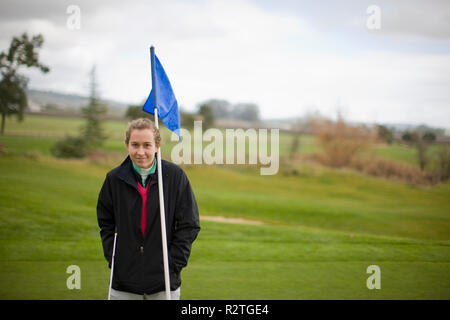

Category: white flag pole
[150, 45, 171, 300]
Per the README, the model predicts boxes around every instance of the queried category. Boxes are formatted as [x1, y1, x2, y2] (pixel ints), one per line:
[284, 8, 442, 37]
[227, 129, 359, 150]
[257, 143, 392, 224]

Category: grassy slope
[190, 163, 450, 240]
[0, 154, 449, 299]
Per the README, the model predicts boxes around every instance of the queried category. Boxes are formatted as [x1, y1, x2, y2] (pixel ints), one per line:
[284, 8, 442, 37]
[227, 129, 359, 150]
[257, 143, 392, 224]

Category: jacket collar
[116, 155, 159, 190]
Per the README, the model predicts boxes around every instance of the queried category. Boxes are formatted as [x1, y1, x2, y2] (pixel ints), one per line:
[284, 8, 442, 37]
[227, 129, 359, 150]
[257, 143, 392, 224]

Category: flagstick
[150, 45, 171, 300]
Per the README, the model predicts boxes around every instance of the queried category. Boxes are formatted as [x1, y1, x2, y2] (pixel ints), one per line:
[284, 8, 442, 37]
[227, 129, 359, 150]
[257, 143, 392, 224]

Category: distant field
[1, 114, 173, 157]
[0, 114, 437, 170]
[0, 114, 449, 299]
[361, 142, 443, 170]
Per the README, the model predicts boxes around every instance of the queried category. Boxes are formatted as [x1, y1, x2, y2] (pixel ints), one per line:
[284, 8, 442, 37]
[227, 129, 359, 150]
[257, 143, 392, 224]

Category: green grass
[0, 135, 56, 156]
[369, 143, 418, 167]
[0, 114, 449, 299]
[3, 225, 449, 299]
[187, 221, 450, 299]
[2, 115, 85, 137]
[0, 153, 449, 299]
[188, 163, 450, 240]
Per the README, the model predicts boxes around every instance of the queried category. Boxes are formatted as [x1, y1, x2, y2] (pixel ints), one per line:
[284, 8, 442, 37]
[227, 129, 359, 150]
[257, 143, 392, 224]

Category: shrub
[51, 135, 86, 158]
[435, 145, 450, 181]
[349, 156, 430, 185]
[313, 117, 376, 167]
[376, 125, 394, 144]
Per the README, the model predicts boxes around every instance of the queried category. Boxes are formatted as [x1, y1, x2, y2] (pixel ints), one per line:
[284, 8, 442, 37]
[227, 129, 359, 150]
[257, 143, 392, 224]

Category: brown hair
[125, 118, 161, 146]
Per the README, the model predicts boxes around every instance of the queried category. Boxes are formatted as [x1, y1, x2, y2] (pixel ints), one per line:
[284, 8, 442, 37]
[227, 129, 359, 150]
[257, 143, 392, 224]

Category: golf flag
[143, 54, 181, 139]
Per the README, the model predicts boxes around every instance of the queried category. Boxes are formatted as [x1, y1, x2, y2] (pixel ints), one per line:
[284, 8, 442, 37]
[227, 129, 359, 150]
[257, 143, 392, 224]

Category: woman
[97, 118, 200, 300]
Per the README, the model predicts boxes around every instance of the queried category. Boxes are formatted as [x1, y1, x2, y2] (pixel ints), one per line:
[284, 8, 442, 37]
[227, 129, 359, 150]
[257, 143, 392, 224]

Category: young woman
[97, 118, 200, 300]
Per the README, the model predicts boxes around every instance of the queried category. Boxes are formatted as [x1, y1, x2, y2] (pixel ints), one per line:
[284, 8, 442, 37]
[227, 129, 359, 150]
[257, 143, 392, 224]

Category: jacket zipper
[139, 176, 150, 256]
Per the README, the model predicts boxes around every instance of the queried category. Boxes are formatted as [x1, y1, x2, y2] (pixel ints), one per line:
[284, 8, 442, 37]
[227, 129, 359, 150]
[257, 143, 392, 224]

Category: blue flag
[143, 54, 180, 139]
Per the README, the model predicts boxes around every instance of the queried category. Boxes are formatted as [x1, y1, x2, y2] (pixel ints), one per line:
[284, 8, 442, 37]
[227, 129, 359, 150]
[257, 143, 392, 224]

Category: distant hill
[25, 89, 448, 136]
[26, 89, 129, 117]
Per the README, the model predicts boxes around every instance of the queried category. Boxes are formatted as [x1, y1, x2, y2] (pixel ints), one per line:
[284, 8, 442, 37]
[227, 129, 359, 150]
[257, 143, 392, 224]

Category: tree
[81, 66, 107, 149]
[376, 125, 394, 144]
[289, 118, 304, 160]
[198, 103, 215, 129]
[401, 131, 417, 144]
[179, 109, 196, 129]
[233, 103, 260, 122]
[0, 33, 49, 134]
[125, 105, 150, 120]
[202, 99, 232, 119]
[402, 130, 436, 171]
[51, 66, 106, 158]
[423, 131, 436, 143]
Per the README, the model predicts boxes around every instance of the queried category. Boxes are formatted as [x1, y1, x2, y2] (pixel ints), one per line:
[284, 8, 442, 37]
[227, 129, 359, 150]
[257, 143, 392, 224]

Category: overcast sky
[1, 0, 449, 129]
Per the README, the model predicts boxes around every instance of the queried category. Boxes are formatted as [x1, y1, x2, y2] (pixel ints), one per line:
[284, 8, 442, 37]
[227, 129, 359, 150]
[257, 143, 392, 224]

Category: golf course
[0, 114, 449, 299]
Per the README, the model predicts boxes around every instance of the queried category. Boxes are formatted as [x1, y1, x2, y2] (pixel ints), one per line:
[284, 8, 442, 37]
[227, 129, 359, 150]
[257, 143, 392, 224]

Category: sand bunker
[201, 216, 265, 225]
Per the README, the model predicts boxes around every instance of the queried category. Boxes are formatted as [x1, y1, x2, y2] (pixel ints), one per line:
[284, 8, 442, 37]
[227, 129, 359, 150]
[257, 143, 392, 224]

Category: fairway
[0, 115, 450, 299]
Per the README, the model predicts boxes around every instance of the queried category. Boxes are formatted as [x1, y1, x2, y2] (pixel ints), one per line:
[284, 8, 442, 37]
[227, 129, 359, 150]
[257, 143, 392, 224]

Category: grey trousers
[110, 287, 181, 300]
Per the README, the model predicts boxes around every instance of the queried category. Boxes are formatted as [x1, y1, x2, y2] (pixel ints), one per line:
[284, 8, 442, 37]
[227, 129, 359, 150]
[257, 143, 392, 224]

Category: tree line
[126, 98, 261, 130]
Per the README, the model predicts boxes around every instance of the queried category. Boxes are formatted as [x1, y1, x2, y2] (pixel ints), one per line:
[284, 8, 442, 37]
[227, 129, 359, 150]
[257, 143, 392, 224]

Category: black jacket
[97, 156, 200, 295]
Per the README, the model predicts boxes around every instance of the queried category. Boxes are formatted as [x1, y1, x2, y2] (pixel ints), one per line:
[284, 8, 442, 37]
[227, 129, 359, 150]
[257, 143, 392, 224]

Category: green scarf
[132, 159, 156, 187]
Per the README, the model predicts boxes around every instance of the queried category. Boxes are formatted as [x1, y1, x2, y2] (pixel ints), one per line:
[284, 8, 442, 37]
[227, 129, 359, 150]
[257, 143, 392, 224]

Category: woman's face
[126, 129, 159, 169]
